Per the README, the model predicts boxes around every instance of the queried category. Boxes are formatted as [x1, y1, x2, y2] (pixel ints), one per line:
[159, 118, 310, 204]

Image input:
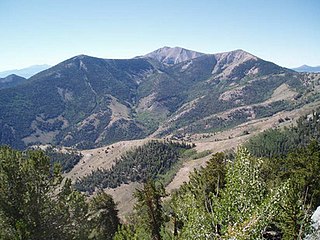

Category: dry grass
[104, 182, 142, 221]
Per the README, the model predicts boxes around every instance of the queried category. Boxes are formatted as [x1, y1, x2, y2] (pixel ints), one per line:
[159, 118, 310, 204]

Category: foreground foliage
[0, 146, 120, 240]
[116, 143, 319, 239]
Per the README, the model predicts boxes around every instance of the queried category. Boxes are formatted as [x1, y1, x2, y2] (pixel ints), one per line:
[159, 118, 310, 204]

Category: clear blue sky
[0, 0, 319, 71]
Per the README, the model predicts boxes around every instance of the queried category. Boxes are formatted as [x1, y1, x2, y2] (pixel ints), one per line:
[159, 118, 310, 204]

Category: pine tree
[88, 191, 120, 240]
[134, 180, 165, 240]
[0, 146, 120, 239]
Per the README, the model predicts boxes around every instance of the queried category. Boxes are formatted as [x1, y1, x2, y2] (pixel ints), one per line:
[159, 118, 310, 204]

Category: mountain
[292, 65, 320, 73]
[0, 47, 318, 150]
[0, 64, 51, 78]
[143, 46, 204, 65]
[137, 49, 300, 136]
[0, 74, 27, 89]
[0, 55, 156, 149]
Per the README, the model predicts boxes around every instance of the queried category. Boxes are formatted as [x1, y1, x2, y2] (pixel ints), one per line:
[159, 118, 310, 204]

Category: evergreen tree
[88, 191, 120, 239]
[134, 180, 165, 240]
[0, 146, 120, 239]
[0, 146, 64, 239]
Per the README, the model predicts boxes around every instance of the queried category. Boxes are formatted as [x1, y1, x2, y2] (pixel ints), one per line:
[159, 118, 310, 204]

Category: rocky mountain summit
[143, 46, 204, 65]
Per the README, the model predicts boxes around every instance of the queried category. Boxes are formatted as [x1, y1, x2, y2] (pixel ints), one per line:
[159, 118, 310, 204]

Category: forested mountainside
[112, 110, 320, 239]
[43, 146, 83, 173]
[0, 55, 157, 149]
[245, 109, 320, 158]
[1, 110, 320, 239]
[1, 47, 319, 150]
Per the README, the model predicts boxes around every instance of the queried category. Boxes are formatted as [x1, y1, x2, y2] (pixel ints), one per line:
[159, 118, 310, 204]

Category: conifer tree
[88, 191, 120, 240]
[134, 180, 165, 240]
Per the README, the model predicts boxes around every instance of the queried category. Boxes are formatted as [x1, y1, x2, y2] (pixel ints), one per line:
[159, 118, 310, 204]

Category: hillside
[0, 47, 320, 150]
[0, 56, 157, 149]
[3, 122, 320, 239]
[68, 98, 320, 218]
[0, 74, 27, 89]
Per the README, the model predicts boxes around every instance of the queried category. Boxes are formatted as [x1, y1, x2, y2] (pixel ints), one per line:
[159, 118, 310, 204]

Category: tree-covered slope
[75, 140, 193, 193]
[114, 142, 320, 239]
[245, 108, 320, 158]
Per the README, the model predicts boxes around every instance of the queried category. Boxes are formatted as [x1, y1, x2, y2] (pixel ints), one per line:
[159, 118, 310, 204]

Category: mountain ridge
[0, 64, 51, 78]
[0, 47, 318, 150]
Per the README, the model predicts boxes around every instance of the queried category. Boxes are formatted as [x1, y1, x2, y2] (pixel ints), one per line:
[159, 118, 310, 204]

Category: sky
[0, 0, 319, 71]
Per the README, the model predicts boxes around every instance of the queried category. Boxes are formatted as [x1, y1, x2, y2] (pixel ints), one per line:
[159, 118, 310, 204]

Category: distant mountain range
[0, 64, 51, 78]
[0, 47, 319, 150]
[292, 65, 320, 73]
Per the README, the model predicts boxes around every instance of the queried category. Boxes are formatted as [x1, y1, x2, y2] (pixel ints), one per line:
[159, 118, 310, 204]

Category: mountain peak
[69, 54, 93, 61]
[0, 74, 24, 82]
[211, 49, 265, 78]
[214, 49, 258, 62]
[292, 65, 320, 73]
[3, 73, 22, 78]
[0, 74, 27, 89]
[143, 46, 205, 65]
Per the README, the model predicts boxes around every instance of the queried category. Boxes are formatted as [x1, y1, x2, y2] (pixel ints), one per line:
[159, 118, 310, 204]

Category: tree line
[75, 140, 193, 193]
[44, 146, 83, 173]
[245, 109, 320, 158]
